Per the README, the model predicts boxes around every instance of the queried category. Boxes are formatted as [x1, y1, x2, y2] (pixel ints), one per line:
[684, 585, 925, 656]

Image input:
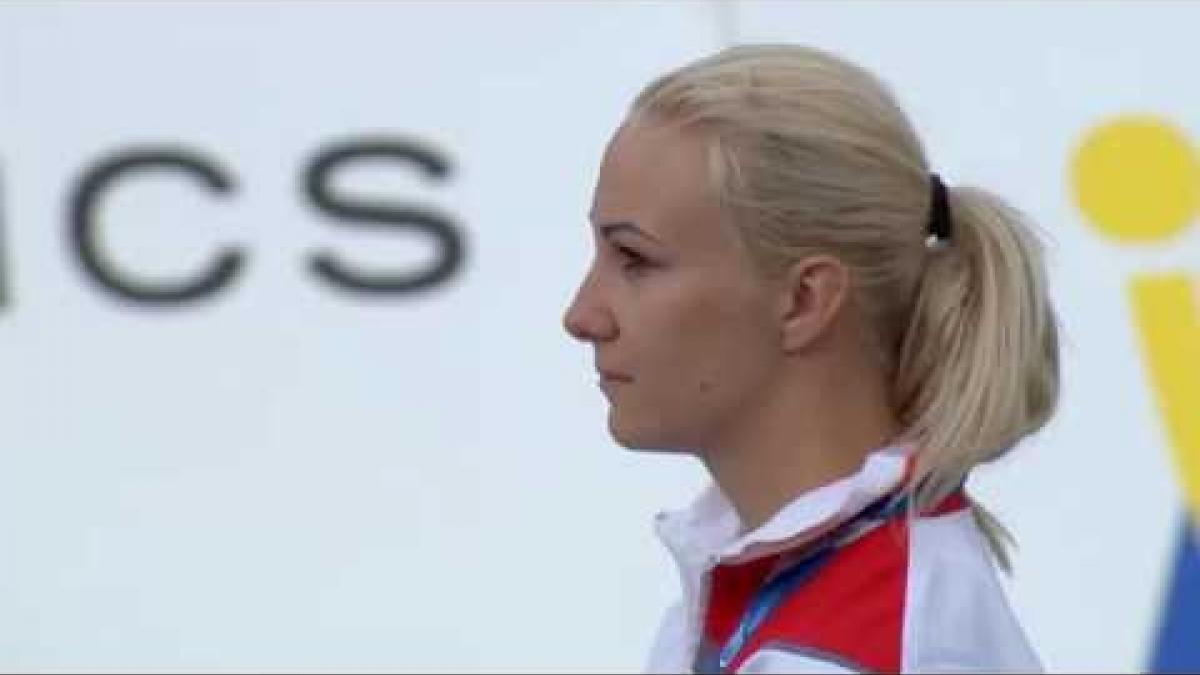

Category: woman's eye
[616, 246, 650, 272]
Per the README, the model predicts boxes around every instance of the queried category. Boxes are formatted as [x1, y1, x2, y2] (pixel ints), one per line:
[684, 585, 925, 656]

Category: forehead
[591, 117, 728, 249]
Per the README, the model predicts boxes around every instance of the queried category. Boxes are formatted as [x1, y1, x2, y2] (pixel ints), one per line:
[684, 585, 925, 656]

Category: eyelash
[615, 245, 650, 273]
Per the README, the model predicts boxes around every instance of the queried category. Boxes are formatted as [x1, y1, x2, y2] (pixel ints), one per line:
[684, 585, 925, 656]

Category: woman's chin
[607, 415, 691, 454]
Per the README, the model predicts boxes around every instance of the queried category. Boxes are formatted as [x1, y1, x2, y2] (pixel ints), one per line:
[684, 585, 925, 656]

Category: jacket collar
[654, 444, 913, 572]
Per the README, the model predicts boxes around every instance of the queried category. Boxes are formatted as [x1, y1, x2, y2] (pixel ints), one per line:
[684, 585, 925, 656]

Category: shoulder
[903, 509, 1044, 673]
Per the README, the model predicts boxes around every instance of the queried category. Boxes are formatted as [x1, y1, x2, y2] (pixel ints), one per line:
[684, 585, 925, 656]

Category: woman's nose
[563, 274, 618, 343]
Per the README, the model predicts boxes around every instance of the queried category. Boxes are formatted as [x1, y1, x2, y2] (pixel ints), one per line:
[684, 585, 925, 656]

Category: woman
[563, 44, 1057, 674]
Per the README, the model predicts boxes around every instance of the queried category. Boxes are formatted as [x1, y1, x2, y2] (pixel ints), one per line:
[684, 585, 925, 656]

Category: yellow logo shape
[1072, 115, 1200, 243]
[1071, 114, 1200, 519]
[1130, 275, 1200, 520]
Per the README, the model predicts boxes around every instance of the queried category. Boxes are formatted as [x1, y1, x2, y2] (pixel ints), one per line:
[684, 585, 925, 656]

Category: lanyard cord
[713, 489, 911, 674]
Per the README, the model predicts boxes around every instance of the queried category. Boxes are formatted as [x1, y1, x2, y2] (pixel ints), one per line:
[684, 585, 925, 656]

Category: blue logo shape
[1151, 516, 1200, 672]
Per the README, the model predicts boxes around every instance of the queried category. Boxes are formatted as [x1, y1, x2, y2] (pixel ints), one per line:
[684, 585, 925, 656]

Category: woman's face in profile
[564, 117, 784, 454]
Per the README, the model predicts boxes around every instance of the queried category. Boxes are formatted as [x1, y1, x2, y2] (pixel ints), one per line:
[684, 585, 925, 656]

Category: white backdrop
[1, 2, 1197, 672]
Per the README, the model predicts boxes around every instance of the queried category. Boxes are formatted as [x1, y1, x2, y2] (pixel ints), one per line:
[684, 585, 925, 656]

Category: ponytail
[894, 185, 1060, 569]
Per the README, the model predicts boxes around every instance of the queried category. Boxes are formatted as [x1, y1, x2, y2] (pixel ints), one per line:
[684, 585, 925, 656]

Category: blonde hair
[631, 44, 1059, 569]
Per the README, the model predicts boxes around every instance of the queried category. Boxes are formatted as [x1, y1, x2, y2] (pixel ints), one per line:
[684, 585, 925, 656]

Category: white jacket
[645, 445, 1043, 674]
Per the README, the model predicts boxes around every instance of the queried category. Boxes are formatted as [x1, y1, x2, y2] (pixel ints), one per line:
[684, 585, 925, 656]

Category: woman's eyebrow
[597, 221, 664, 246]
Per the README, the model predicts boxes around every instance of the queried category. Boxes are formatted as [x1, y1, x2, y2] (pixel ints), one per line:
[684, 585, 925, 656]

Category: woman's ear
[777, 254, 851, 353]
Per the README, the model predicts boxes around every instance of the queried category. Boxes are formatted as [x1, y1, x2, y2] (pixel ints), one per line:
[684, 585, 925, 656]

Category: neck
[699, 353, 902, 534]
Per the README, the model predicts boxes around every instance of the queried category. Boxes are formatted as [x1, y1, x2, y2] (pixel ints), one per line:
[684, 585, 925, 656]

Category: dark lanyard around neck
[708, 489, 911, 674]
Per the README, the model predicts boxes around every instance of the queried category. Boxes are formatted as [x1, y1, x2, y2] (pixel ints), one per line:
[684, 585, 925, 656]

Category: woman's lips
[598, 369, 633, 383]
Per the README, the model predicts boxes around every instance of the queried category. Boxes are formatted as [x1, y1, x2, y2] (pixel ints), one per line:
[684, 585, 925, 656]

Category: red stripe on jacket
[703, 490, 968, 673]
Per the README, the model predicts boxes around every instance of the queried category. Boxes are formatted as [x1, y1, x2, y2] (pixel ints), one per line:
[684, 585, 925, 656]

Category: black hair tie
[927, 173, 953, 246]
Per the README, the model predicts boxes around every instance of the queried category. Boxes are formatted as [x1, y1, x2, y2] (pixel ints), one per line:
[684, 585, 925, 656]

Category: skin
[563, 115, 902, 533]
